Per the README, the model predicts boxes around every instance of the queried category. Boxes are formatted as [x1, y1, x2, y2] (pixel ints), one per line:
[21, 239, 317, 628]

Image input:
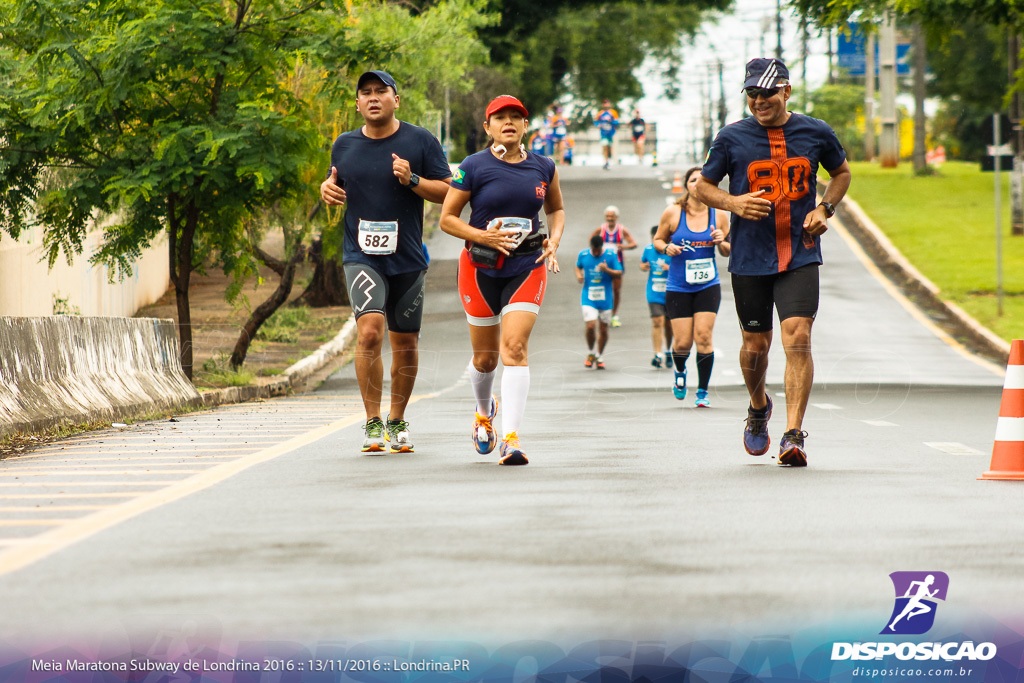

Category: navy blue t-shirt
[451, 150, 556, 278]
[329, 121, 451, 276]
[702, 113, 846, 275]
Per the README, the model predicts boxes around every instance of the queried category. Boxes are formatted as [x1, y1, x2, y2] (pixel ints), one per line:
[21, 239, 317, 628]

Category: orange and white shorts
[458, 249, 547, 326]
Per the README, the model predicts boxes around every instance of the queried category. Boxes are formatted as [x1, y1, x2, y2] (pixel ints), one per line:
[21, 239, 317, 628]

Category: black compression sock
[672, 352, 689, 373]
[696, 351, 714, 390]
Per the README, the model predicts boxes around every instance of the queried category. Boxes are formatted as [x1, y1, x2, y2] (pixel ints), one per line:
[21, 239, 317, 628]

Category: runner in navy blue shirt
[320, 70, 452, 455]
[693, 58, 851, 467]
[440, 95, 566, 466]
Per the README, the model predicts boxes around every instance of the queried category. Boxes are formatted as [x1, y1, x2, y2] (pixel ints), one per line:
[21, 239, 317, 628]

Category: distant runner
[591, 206, 637, 328]
[630, 109, 647, 163]
[654, 167, 730, 408]
[576, 234, 621, 370]
[596, 99, 620, 169]
[639, 226, 673, 368]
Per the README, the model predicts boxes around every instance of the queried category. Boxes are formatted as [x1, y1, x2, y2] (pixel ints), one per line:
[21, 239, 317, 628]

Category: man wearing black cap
[692, 57, 852, 468]
[320, 70, 452, 455]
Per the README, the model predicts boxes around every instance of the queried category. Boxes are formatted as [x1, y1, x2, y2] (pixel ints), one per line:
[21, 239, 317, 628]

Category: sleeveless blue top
[666, 208, 720, 293]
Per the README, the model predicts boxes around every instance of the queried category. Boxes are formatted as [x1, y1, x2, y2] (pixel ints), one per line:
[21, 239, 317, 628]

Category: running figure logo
[881, 571, 949, 635]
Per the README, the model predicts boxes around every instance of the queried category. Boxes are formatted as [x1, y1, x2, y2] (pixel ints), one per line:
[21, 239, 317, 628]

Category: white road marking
[924, 442, 985, 455]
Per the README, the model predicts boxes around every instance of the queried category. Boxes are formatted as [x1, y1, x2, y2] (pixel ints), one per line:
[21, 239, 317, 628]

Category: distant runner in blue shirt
[575, 234, 621, 370]
[640, 226, 673, 369]
[654, 166, 731, 409]
[595, 99, 619, 169]
[693, 57, 851, 467]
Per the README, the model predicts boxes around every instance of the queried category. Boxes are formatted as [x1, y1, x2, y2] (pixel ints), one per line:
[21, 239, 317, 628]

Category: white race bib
[358, 220, 398, 255]
[652, 277, 667, 293]
[588, 286, 607, 302]
[603, 243, 621, 254]
[555, 125, 567, 136]
[488, 217, 533, 248]
[685, 257, 716, 285]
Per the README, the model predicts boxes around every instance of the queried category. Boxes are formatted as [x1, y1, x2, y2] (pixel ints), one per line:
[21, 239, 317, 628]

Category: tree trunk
[168, 194, 198, 381]
[296, 237, 349, 307]
[912, 20, 928, 174]
[229, 242, 306, 369]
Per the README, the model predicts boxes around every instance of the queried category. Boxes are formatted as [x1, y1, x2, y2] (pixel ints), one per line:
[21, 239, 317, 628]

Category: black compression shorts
[730, 264, 819, 333]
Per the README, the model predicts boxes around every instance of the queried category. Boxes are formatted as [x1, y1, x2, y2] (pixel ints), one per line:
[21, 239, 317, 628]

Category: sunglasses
[745, 86, 781, 99]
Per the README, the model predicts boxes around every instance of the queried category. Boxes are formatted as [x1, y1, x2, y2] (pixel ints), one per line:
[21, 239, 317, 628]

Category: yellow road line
[0, 482, 175, 488]
[0, 520, 66, 526]
[0, 470, 207, 477]
[832, 216, 1005, 377]
[0, 493, 146, 499]
[0, 505, 110, 512]
[0, 412, 368, 577]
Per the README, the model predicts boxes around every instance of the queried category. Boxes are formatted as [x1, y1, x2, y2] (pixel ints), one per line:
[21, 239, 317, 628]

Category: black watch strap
[408, 173, 420, 187]
[819, 201, 835, 218]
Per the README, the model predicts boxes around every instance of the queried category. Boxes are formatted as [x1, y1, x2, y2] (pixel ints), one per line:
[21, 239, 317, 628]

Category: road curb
[837, 196, 1011, 365]
[199, 314, 357, 408]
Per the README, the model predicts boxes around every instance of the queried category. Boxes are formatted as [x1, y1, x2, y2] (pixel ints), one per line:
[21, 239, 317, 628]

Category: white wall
[0, 225, 170, 317]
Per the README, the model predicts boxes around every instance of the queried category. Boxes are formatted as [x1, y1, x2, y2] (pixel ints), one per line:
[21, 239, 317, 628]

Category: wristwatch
[408, 173, 420, 187]
[819, 201, 835, 218]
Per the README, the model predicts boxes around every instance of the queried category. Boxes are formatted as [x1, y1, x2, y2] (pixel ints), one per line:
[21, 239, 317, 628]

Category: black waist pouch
[467, 243, 504, 269]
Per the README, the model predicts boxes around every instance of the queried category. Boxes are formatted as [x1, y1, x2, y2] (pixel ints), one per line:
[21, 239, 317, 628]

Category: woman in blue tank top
[652, 167, 730, 408]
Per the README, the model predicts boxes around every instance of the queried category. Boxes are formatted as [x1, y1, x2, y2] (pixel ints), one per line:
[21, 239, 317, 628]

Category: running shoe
[499, 431, 529, 466]
[695, 389, 710, 408]
[596, 357, 607, 370]
[611, 315, 621, 328]
[651, 355, 662, 369]
[386, 416, 414, 453]
[779, 429, 809, 467]
[743, 395, 773, 456]
[361, 417, 387, 453]
[584, 353, 596, 368]
[672, 367, 687, 400]
[664, 352, 673, 369]
[472, 396, 498, 455]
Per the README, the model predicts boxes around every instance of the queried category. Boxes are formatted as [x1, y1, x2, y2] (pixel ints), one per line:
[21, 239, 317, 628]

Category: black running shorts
[665, 284, 722, 319]
[343, 264, 426, 334]
[730, 264, 819, 333]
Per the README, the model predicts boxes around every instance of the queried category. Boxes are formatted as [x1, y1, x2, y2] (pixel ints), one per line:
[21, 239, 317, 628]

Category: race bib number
[603, 243, 621, 254]
[652, 277, 667, 293]
[358, 220, 398, 255]
[588, 286, 607, 302]
[685, 257, 716, 285]
[488, 217, 533, 248]
[555, 125, 567, 136]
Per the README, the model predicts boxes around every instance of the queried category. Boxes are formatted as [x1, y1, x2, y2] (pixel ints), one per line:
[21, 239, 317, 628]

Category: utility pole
[865, 31, 876, 162]
[826, 28, 834, 84]
[800, 18, 809, 111]
[1010, 32, 1023, 236]
[717, 60, 727, 130]
[776, 0, 783, 58]
[879, 13, 899, 167]
[912, 21, 927, 173]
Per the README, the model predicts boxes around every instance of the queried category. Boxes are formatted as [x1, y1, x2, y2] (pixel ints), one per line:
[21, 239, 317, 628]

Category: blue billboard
[837, 22, 911, 76]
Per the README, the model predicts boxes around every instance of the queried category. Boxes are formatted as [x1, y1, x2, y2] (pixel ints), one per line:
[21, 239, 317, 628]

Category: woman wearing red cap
[440, 95, 566, 466]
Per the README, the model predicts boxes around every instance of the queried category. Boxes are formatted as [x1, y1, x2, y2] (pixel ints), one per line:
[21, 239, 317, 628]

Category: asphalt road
[0, 164, 1013, 654]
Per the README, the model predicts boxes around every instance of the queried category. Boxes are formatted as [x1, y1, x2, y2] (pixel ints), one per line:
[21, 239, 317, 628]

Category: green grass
[256, 306, 313, 343]
[846, 161, 1024, 343]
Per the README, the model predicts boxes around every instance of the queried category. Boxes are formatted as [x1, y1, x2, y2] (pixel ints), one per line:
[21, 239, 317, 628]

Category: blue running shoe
[664, 352, 673, 369]
[472, 396, 498, 455]
[499, 431, 528, 466]
[695, 389, 710, 408]
[651, 354, 662, 369]
[743, 395, 772, 455]
[779, 429, 808, 467]
[672, 367, 687, 400]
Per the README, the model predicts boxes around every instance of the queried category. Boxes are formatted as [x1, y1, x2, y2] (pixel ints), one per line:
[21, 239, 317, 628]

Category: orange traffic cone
[980, 339, 1024, 480]
[671, 171, 683, 194]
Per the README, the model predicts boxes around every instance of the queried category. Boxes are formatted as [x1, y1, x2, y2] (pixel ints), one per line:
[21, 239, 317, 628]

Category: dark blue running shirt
[702, 113, 846, 276]
[329, 122, 451, 276]
[451, 150, 556, 278]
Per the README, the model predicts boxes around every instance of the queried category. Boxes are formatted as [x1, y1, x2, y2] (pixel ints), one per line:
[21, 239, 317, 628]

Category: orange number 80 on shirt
[746, 158, 812, 202]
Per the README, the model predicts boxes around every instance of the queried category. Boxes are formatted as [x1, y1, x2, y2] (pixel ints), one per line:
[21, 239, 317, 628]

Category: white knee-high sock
[501, 366, 530, 438]
[469, 367, 495, 415]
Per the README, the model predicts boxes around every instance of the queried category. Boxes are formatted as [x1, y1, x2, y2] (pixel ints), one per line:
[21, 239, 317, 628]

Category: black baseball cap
[741, 58, 789, 92]
[356, 70, 397, 94]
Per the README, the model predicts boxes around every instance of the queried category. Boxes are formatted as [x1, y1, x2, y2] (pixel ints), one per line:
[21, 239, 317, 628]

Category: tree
[0, 0, 333, 379]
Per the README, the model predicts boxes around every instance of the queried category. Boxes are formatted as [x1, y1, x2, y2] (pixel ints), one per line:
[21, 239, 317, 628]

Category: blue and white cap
[741, 58, 790, 91]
